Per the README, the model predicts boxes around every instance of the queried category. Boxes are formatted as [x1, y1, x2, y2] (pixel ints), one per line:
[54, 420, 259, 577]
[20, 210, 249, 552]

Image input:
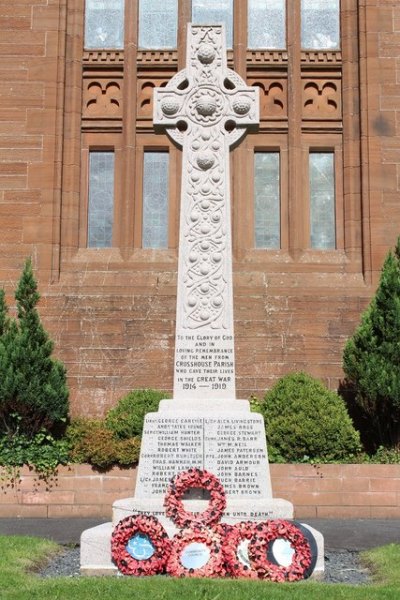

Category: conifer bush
[343, 237, 400, 448]
[259, 372, 361, 462]
[0, 259, 69, 437]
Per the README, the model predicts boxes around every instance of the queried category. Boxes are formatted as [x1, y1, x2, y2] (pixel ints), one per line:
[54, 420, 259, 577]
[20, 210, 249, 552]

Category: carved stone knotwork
[303, 78, 341, 119]
[154, 25, 259, 400]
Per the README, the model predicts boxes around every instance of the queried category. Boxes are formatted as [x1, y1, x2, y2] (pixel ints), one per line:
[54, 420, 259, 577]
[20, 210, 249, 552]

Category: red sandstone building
[0, 1, 399, 416]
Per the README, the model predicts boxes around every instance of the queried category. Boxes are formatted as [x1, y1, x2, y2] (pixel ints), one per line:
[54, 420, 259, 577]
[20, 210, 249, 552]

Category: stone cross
[154, 25, 259, 401]
[80, 26, 323, 580]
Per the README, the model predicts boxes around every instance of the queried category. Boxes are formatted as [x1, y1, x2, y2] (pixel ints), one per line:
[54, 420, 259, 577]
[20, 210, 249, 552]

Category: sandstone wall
[0, 2, 399, 415]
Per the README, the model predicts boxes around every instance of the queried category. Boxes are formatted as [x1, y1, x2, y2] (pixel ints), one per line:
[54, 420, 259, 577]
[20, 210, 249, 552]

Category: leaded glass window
[88, 152, 114, 248]
[309, 152, 336, 249]
[139, 0, 178, 49]
[84, 0, 124, 49]
[301, 0, 340, 49]
[142, 152, 169, 248]
[254, 153, 280, 249]
[248, 0, 286, 49]
[192, 0, 233, 48]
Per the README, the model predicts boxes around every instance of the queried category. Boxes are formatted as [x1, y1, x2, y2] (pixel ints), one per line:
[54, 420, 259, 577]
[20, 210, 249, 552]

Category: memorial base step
[112, 496, 294, 531]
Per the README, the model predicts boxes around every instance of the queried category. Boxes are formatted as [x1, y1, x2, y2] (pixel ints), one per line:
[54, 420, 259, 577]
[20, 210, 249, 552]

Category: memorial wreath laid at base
[110, 468, 317, 581]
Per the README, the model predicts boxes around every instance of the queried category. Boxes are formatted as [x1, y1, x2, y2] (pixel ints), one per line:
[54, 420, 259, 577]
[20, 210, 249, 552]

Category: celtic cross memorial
[154, 24, 259, 400]
[80, 26, 324, 578]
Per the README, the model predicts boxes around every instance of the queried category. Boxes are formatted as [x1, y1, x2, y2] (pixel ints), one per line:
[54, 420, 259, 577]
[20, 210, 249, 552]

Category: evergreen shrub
[343, 237, 400, 448]
[105, 388, 169, 439]
[259, 372, 361, 462]
[0, 259, 69, 437]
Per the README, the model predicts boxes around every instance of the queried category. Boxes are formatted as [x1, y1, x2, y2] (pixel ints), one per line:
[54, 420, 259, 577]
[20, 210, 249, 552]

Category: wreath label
[126, 533, 155, 561]
[180, 542, 211, 569]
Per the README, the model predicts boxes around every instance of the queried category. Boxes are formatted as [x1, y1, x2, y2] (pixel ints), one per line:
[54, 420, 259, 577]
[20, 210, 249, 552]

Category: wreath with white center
[248, 519, 313, 582]
[166, 526, 226, 578]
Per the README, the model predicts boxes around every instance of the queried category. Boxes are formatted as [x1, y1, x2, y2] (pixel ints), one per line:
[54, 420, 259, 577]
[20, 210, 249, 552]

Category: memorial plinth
[119, 400, 293, 532]
[80, 24, 323, 579]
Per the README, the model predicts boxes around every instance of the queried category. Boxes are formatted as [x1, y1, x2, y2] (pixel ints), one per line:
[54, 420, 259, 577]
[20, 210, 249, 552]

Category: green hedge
[256, 372, 361, 463]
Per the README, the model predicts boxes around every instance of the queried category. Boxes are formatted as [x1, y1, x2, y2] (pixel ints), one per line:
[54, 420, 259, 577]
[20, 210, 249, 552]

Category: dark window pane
[143, 152, 169, 248]
[309, 152, 336, 249]
[88, 152, 114, 248]
[84, 0, 124, 49]
[254, 153, 280, 249]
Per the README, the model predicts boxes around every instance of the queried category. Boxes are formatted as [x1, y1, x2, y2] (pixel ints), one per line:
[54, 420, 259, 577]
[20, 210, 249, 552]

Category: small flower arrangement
[164, 467, 226, 529]
[166, 526, 226, 578]
[111, 514, 171, 576]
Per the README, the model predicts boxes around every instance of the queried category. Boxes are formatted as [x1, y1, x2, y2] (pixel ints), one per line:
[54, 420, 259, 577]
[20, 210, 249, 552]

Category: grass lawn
[1, 536, 400, 600]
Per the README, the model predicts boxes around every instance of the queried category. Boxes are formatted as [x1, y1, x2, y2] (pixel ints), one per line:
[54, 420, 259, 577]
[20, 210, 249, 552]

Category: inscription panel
[136, 416, 204, 497]
[174, 331, 235, 398]
[205, 416, 269, 497]
[135, 414, 271, 499]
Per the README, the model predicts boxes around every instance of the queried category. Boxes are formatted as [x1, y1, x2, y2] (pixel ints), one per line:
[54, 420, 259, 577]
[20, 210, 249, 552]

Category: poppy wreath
[164, 468, 226, 529]
[166, 526, 226, 578]
[248, 519, 312, 582]
[111, 514, 171, 576]
[223, 521, 260, 579]
[266, 521, 318, 580]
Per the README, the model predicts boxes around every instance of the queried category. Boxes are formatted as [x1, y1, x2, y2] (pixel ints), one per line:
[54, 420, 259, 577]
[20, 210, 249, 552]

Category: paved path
[0, 518, 399, 550]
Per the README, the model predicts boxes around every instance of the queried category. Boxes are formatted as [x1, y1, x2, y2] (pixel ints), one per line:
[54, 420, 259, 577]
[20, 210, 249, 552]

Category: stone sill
[0, 464, 399, 519]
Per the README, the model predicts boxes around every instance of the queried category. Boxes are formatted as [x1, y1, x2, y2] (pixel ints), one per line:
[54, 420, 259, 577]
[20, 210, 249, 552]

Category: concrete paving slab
[0, 518, 104, 545]
[306, 519, 400, 550]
